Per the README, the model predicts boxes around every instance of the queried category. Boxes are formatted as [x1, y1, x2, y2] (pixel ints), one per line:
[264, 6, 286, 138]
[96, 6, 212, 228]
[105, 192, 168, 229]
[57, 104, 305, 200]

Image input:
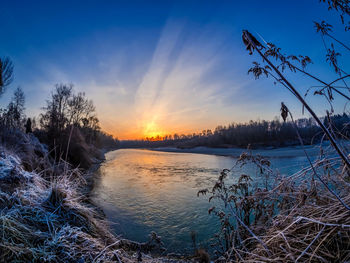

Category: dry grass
[0, 144, 186, 263]
[198, 139, 350, 262]
[0, 147, 122, 262]
[242, 188, 350, 262]
[4, 130, 350, 262]
[211, 150, 350, 262]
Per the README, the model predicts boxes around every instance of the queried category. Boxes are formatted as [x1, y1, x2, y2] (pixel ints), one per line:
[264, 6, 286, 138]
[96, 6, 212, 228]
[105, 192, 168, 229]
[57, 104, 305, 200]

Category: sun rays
[131, 19, 237, 139]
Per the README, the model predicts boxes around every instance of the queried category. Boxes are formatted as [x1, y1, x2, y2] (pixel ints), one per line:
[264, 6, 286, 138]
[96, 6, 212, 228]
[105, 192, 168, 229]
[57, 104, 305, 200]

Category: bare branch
[0, 57, 14, 94]
[242, 30, 350, 171]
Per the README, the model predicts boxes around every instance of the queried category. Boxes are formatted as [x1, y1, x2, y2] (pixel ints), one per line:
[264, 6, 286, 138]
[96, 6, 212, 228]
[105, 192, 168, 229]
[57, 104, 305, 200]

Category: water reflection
[91, 149, 309, 254]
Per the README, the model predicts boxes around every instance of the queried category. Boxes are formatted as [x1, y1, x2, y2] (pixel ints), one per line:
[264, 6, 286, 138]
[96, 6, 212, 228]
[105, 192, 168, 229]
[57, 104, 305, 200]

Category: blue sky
[0, 0, 349, 138]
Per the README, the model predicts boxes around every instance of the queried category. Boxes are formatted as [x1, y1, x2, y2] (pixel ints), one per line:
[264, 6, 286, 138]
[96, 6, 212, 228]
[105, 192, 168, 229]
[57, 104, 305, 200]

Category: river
[91, 147, 317, 254]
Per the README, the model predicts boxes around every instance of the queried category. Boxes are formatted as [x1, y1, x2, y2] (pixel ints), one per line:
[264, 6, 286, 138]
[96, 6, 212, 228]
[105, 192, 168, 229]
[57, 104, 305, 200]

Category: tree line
[121, 114, 350, 149]
[0, 58, 119, 169]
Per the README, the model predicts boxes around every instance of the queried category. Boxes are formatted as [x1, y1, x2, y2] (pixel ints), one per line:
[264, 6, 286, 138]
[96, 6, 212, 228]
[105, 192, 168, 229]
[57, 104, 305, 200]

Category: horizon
[119, 114, 324, 141]
[1, 0, 349, 139]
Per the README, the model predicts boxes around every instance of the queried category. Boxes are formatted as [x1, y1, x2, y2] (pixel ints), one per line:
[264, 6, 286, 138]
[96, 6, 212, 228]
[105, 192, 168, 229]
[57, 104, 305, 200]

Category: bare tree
[40, 84, 72, 135]
[67, 92, 96, 126]
[0, 57, 14, 95]
[5, 87, 25, 129]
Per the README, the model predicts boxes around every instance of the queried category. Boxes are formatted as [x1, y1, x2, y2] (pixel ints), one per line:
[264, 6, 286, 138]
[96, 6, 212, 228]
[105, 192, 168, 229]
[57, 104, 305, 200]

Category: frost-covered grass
[199, 147, 350, 262]
[0, 149, 123, 262]
[0, 146, 192, 263]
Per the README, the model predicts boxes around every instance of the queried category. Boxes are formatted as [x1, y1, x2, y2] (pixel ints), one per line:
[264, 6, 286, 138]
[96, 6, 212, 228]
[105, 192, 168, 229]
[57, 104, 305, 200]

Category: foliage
[198, 151, 288, 260]
[0, 87, 26, 132]
[25, 118, 32, 134]
[241, 0, 350, 169]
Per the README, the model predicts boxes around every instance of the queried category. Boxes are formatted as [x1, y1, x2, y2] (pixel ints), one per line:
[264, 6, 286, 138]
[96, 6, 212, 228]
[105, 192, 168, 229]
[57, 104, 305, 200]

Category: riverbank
[62, 147, 199, 262]
[149, 142, 332, 158]
[0, 131, 195, 262]
[90, 144, 350, 262]
[4, 131, 349, 262]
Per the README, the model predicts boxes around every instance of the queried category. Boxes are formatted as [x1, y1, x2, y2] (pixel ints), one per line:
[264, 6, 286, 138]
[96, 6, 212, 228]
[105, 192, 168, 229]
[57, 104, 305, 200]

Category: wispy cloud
[10, 17, 248, 139]
[130, 19, 240, 138]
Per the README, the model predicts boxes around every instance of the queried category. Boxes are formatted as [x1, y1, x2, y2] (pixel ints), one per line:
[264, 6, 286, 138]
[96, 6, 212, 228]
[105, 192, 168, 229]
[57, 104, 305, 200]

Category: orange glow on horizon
[100, 107, 220, 141]
[102, 110, 222, 140]
[143, 121, 165, 139]
[107, 119, 170, 140]
[108, 125, 195, 141]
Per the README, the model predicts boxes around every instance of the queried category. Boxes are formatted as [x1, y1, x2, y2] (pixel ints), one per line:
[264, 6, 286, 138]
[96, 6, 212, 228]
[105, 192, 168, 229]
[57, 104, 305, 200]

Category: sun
[143, 121, 164, 138]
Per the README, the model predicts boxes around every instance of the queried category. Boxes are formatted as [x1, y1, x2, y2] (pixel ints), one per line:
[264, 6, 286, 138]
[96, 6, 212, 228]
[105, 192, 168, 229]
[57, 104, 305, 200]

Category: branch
[287, 105, 350, 211]
[295, 225, 325, 262]
[242, 30, 350, 171]
[294, 65, 350, 101]
[326, 32, 350, 52]
[297, 216, 350, 228]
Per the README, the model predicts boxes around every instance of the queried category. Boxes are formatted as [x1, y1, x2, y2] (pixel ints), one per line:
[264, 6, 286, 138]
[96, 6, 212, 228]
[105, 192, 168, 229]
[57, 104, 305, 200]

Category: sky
[0, 0, 349, 139]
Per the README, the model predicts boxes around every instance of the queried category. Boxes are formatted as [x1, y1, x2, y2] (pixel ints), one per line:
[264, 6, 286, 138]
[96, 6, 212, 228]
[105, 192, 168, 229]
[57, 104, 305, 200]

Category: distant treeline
[121, 114, 350, 149]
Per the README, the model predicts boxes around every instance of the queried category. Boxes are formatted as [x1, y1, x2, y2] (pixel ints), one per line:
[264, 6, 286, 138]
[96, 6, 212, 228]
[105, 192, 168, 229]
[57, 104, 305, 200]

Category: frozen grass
[246, 195, 350, 262]
[4, 130, 349, 262]
[201, 143, 350, 262]
[249, 160, 350, 262]
[0, 145, 189, 263]
[0, 148, 122, 262]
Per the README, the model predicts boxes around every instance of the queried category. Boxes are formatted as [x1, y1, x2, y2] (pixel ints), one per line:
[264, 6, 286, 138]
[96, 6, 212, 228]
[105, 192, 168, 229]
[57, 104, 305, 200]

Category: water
[91, 148, 312, 254]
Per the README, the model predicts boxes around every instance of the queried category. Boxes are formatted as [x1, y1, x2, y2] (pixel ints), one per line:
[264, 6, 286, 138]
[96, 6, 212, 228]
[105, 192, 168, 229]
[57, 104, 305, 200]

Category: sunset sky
[0, 0, 349, 139]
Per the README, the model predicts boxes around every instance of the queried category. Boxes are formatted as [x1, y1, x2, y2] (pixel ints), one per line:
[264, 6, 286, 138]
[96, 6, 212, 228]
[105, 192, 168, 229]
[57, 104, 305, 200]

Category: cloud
[14, 17, 248, 139]
[130, 19, 240, 138]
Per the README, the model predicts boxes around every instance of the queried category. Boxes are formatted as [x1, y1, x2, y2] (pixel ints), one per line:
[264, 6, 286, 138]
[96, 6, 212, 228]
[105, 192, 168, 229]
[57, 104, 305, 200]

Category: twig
[265, 217, 302, 244]
[294, 66, 350, 101]
[228, 204, 271, 256]
[296, 216, 350, 228]
[92, 240, 121, 263]
[113, 251, 122, 263]
[287, 107, 350, 211]
[243, 30, 350, 171]
[64, 125, 74, 174]
[295, 225, 325, 262]
[326, 32, 350, 52]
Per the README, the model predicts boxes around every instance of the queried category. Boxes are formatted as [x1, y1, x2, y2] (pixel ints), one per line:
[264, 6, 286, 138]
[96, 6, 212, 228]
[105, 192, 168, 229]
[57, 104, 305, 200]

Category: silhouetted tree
[40, 84, 72, 137]
[119, 114, 344, 149]
[68, 92, 96, 126]
[25, 118, 32, 133]
[4, 87, 25, 129]
[40, 84, 99, 136]
[37, 83, 117, 167]
[0, 57, 14, 95]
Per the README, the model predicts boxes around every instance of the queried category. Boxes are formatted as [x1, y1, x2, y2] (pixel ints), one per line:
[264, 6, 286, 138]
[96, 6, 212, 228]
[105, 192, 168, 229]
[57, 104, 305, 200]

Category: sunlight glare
[143, 119, 164, 139]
